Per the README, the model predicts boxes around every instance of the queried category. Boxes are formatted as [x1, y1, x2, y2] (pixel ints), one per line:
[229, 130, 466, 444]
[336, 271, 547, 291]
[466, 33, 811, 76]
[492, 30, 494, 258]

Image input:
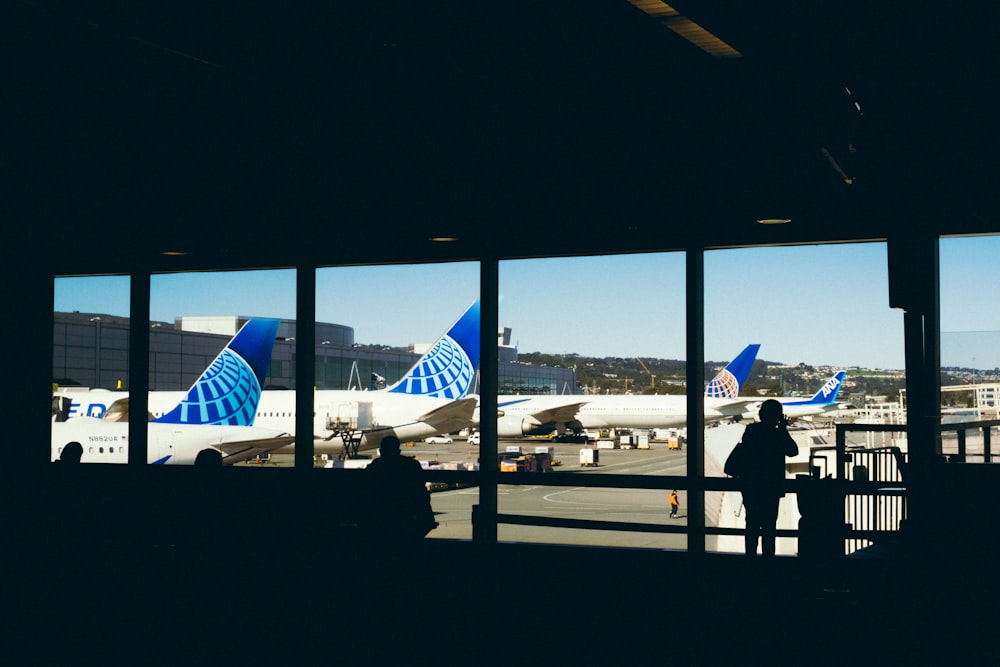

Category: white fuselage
[491, 394, 749, 437]
[60, 389, 474, 455]
[574, 396, 726, 429]
[743, 399, 847, 421]
[51, 417, 291, 465]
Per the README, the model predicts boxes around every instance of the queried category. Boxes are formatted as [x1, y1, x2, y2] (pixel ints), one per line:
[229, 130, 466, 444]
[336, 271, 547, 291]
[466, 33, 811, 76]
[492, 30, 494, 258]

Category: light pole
[90, 317, 102, 388]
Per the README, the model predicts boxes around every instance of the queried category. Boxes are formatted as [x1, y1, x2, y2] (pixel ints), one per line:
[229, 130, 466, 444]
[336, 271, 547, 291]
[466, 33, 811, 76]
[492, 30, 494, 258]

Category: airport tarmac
[244, 436, 688, 472]
[245, 438, 695, 549]
[238, 422, 896, 552]
[428, 439, 689, 548]
[237, 422, 907, 551]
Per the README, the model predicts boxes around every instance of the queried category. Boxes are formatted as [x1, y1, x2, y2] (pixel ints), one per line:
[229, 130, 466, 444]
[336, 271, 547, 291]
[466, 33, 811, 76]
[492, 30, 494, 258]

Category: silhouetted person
[365, 435, 437, 546]
[194, 449, 223, 467]
[728, 399, 798, 556]
[57, 441, 83, 464]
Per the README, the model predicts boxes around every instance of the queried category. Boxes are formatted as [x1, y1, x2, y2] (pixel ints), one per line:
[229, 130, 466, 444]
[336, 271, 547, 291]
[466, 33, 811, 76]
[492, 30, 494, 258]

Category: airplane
[56, 301, 482, 459]
[491, 344, 762, 437]
[742, 370, 853, 421]
[52, 318, 295, 464]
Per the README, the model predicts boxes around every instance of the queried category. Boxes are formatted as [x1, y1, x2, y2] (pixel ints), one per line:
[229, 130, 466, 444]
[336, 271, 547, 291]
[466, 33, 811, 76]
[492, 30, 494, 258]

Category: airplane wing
[526, 402, 589, 425]
[417, 397, 479, 434]
[217, 434, 296, 465]
[707, 398, 760, 419]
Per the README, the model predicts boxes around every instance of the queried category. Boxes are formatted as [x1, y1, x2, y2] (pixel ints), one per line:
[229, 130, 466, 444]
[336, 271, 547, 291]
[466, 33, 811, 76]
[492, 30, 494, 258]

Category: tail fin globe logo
[389, 334, 476, 399]
[705, 344, 760, 399]
[705, 371, 740, 398]
[388, 300, 480, 400]
[154, 319, 279, 426]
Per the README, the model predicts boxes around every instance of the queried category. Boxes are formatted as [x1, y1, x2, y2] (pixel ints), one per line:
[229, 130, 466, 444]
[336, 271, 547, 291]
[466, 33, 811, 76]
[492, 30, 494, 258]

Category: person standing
[729, 399, 798, 556]
[669, 490, 679, 519]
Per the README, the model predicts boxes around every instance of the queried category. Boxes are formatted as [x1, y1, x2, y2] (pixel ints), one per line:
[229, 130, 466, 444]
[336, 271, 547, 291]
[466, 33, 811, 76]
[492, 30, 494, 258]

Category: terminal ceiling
[6, 1, 1000, 271]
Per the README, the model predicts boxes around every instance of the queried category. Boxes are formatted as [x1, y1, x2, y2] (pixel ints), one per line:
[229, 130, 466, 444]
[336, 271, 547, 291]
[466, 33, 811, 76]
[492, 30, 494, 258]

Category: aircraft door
[357, 402, 373, 429]
[327, 402, 367, 430]
[152, 429, 176, 464]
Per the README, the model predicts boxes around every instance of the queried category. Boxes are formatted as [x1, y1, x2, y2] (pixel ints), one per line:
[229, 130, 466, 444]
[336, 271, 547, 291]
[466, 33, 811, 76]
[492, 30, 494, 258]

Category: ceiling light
[429, 236, 459, 242]
[626, 1, 742, 58]
[757, 218, 792, 225]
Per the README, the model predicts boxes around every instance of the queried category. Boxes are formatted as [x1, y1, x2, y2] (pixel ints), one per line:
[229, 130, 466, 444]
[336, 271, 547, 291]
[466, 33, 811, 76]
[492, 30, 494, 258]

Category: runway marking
[647, 464, 687, 475]
[543, 487, 585, 503]
[589, 454, 675, 471]
[541, 486, 667, 510]
[590, 460, 687, 476]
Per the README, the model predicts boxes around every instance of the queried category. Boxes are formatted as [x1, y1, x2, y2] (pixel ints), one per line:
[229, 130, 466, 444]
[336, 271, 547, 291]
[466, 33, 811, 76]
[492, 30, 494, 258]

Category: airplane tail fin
[386, 300, 480, 399]
[786, 370, 847, 406]
[704, 344, 760, 399]
[154, 319, 280, 426]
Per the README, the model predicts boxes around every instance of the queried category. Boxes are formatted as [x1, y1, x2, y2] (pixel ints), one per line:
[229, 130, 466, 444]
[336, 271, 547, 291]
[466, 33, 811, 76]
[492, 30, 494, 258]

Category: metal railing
[822, 420, 1000, 554]
[814, 425, 909, 555]
[405, 419, 1000, 555]
[939, 419, 1000, 462]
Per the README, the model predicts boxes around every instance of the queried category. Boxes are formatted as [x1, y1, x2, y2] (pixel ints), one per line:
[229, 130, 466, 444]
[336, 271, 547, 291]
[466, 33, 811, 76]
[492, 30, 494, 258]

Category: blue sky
[52, 236, 1000, 370]
[940, 236, 1000, 369]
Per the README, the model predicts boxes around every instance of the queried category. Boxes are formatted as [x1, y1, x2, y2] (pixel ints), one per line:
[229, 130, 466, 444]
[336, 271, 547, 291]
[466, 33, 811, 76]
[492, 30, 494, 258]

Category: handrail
[416, 419, 1000, 554]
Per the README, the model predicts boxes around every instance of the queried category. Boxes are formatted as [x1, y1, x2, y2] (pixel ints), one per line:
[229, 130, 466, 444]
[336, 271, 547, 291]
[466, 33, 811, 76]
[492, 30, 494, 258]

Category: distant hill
[515, 352, 915, 403]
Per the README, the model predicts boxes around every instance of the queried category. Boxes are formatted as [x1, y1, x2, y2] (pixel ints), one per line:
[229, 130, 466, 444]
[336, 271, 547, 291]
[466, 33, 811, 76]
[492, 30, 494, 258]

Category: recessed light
[161, 250, 188, 256]
[756, 218, 791, 225]
[429, 236, 459, 242]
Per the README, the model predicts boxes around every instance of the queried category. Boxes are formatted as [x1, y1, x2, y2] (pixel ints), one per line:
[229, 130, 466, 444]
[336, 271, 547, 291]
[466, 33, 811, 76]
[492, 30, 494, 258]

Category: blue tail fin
[154, 319, 280, 426]
[387, 300, 480, 399]
[704, 344, 760, 398]
[785, 371, 847, 406]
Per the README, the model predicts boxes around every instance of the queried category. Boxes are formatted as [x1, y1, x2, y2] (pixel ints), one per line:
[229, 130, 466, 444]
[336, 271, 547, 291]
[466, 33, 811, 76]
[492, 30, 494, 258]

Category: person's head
[758, 399, 784, 426]
[379, 435, 401, 456]
[60, 441, 83, 464]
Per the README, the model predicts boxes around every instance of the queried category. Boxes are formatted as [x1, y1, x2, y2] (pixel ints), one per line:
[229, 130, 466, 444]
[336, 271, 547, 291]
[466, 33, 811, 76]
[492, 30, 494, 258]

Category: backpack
[724, 441, 747, 478]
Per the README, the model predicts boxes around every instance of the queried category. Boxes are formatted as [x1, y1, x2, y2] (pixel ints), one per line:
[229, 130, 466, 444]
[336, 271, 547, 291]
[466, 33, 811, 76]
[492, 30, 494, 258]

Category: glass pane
[710, 486, 801, 556]
[704, 242, 903, 556]
[941, 235, 1000, 469]
[314, 262, 480, 540]
[147, 269, 296, 466]
[399, 438, 478, 541]
[52, 275, 131, 464]
[496, 252, 686, 548]
[941, 234, 1000, 432]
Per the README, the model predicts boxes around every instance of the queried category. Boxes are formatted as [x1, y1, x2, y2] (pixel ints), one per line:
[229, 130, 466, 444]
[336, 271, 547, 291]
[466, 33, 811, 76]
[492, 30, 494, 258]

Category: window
[50, 242, 906, 553]
[704, 242, 903, 555]
[315, 263, 480, 538]
[52, 275, 131, 464]
[494, 252, 687, 548]
[940, 234, 1000, 461]
[147, 269, 296, 466]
